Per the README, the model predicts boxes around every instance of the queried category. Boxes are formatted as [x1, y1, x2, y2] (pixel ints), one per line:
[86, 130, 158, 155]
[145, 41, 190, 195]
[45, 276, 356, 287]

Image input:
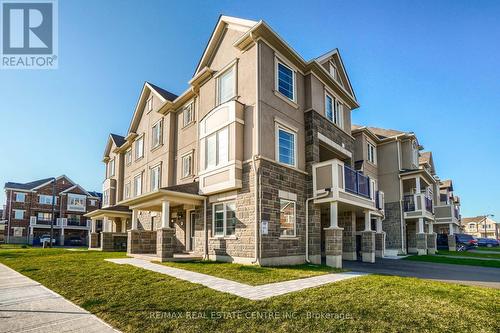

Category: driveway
[343, 258, 500, 289]
[0, 263, 119, 332]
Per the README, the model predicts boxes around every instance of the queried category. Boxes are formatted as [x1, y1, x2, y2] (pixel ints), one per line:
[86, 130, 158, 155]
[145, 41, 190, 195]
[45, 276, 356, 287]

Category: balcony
[434, 203, 460, 224]
[29, 217, 90, 229]
[403, 193, 434, 220]
[312, 158, 384, 212]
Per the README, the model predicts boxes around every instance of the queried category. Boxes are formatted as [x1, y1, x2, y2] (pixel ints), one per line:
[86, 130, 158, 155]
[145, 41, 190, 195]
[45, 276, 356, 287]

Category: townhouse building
[434, 179, 461, 234]
[462, 216, 499, 239]
[3, 175, 101, 245]
[85, 15, 390, 268]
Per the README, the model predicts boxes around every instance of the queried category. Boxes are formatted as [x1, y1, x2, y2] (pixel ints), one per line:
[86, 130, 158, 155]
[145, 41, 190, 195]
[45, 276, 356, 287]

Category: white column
[91, 219, 96, 233]
[376, 217, 383, 233]
[417, 218, 424, 233]
[364, 210, 371, 231]
[161, 200, 170, 229]
[329, 202, 338, 228]
[415, 176, 421, 193]
[449, 223, 454, 235]
[428, 222, 433, 234]
[131, 210, 138, 230]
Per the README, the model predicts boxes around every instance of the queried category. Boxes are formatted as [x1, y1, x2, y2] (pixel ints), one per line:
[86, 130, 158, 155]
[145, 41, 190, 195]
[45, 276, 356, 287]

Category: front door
[188, 211, 195, 252]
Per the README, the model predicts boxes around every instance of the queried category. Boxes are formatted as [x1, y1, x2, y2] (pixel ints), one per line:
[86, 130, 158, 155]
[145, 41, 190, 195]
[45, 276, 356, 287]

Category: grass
[0, 248, 499, 333]
[436, 250, 500, 260]
[0, 243, 30, 249]
[405, 254, 500, 268]
[473, 247, 500, 252]
[161, 260, 340, 285]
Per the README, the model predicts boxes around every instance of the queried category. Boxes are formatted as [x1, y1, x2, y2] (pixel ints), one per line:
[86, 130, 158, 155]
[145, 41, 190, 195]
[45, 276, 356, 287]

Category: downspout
[203, 197, 208, 260]
[305, 189, 331, 263]
[251, 33, 261, 264]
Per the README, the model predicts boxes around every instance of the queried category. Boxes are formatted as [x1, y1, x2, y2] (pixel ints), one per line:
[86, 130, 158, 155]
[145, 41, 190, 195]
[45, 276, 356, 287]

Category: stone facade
[157, 228, 176, 260]
[89, 232, 99, 248]
[324, 227, 343, 268]
[127, 230, 156, 254]
[416, 233, 427, 255]
[427, 233, 437, 254]
[383, 201, 404, 253]
[361, 230, 375, 263]
[375, 232, 385, 258]
[338, 212, 356, 260]
[447, 234, 456, 251]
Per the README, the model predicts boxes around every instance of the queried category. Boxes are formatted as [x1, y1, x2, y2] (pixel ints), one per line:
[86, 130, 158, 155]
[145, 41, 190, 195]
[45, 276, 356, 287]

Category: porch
[84, 205, 131, 251]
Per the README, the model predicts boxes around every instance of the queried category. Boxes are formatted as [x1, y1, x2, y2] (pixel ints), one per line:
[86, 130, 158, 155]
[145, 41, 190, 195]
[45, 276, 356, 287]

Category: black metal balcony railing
[67, 219, 83, 226]
[425, 197, 433, 213]
[375, 191, 383, 210]
[36, 219, 52, 225]
[344, 165, 371, 198]
[403, 195, 415, 212]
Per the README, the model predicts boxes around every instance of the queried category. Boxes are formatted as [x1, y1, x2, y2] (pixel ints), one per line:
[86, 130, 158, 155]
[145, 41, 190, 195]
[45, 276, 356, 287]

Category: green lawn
[0, 243, 30, 249]
[162, 260, 340, 285]
[0, 248, 499, 333]
[437, 250, 500, 260]
[405, 254, 500, 268]
[472, 247, 500, 252]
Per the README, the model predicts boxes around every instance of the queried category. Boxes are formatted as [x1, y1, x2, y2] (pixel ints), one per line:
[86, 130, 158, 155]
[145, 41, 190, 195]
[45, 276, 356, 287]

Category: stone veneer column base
[361, 231, 376, 263]
[308, 254, 321, 265]
[89, 232, 99, 249]
[157, 228, 176, 261]
[127, 230, 141, 254]
[447, 234, 456, 251]
[416, 233, 428, 255]
[101, 232, 115, 251]
[324, 227, 343, 268]
[427, 233, 437, 255]
[342, 252, 357, 260]
[375, 232, 385, 258]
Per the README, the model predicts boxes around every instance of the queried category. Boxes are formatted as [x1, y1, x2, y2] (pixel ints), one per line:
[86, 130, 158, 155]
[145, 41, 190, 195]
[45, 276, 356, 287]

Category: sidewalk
[106, 258, 367, 300]
[0, 263, 119, 333]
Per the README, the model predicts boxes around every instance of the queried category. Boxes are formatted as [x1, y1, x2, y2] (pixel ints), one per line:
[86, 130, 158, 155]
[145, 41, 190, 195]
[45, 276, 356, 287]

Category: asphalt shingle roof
[148, 82, 178, 101]
[5, 177, 53, 190]
[110, 134, 126, 147]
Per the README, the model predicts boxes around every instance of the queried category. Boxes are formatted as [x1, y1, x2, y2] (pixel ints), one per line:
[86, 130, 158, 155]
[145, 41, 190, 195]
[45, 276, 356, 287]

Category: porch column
[131, 210, 138, 230]
[375, 216, 385, 258]
[91, 219, 96, 233]
[427, 222, 437, 255]
[324, 201, 342, 268]
[328, 202, 338, 228]
[415, 176, 421, 193]
[362, 210, 376, 263]
[161, 200, 170, 229]
[342, 211, 357, 261]
[448, 223, 454, 235]
[416, 218, 427, 255]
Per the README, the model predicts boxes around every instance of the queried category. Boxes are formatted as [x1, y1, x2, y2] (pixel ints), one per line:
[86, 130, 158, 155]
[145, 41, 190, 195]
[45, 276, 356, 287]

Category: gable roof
[419, 151, 431, 165]
[314, 48, 355, 98]
[104, 133, 125, 159]
[127, 82, 178, 135]
[367, 127, 407, 139]
[59, 184, 92, 196]
[88, 191, 102, 199]
[461, 216, 498, 224]
[110, 134, 126, 147]
[440, 179, 453, 190]
[194, 15, 258, 75]
[5, 177, 54, 190]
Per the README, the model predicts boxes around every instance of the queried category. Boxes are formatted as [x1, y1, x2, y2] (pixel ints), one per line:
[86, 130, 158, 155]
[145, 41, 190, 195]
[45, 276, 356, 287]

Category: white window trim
[367, 142, 377, 165]
[275, 59, 296, 102]
[182, 102, 195, 128]
[133, 172, 143, 196]
[279, 199, 296, 238]
[125, 148, 132, 166]
[275, 122, 297, 168]
[204, 126, 229, 171]
[147, 96, 153, 113]
[14, 192, 26, 202]
[212, 201, 236, 238]
[150, 163, 161, 191]
[135, 134, 144, 161]
[325, 92, 334, 122]
[13, 209, 25, 220]
[181, 152, 193, 178]
[151, 119, 163, 150]
[215, 62, 237, 106]
[124, 181, 131, 199]
[108, 158, 115, 177]
[39, 194, 56, 205]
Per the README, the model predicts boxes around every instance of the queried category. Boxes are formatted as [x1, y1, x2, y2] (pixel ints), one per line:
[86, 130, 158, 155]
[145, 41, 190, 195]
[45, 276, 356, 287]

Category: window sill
[279, 236, 298, 240]
[273, 90, 299, 109]
[182, 121, 196, 130]
[135, 156, 144, 162]
[151, 144, 163, 153]
[210, 236, 238, 240]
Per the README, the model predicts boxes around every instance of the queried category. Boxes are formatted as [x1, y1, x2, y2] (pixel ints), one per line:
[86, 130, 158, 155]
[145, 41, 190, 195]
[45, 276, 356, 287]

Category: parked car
[39, 235, 56, 245]
[68, 236, 83, 246]
[436, 233, 477, 251]
[476, 238, 500, 248]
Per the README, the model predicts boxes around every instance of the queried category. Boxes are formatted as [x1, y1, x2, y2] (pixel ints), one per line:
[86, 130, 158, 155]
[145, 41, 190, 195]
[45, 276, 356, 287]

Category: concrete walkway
[106, 258, 367, 300]
[0, 263, 119, 333]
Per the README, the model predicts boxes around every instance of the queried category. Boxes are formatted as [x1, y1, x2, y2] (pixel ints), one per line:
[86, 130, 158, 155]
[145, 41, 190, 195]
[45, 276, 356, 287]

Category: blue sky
[0, 0, 499, 219]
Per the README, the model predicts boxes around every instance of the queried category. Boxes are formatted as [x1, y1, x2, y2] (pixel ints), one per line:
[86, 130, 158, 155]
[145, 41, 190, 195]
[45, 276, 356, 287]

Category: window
[124, 182, 131, 199]
[134, 173, 143, 196]
[150, 165, 161, 191]
[280, 199, 296, 237]
[334, 99, 343, 127]
[217, 65, 236, 105]
[276, 126, 296, 167]
[367, 143, 377, 164]
[205, 127, 228, 169]
[147, 97, 153, 112]
[151, 120, 162, 149]
[90, 199, 96, 206]
[135, 135, 144, 160]
[12, 227, 23, 237]
[108, 158, 115, 177]
[325, 94, 334, 122]
[183, 103, 194, 127]
[39, 195, 56, 205]
[329, 63, 338, 81]
[125, 149, 132, 165]
[213, 201, 236, 237]
[13, 209, 25, 220]
[67, 194, 86, 212]
[182, 154, 193, 178]
[276, 61, 295, 101]
[14, 192, 25, 202]
[37, 212, 52, 221]
[103, 190, 109, 206]
[67, 214, 81, 225]
[412, 141, 419, 166]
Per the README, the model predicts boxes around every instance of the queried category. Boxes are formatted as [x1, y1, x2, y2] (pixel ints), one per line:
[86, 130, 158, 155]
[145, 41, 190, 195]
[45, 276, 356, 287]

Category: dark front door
[189, 211, 196, 252]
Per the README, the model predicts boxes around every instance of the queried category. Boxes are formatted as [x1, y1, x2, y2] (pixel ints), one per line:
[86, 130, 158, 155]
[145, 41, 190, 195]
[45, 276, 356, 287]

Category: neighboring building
[0, 207, 5, 243]
[351, 126, 440, 255]
[86, 15, 389, 267]
[462, 216, 499, 239]
[3, 175, 101, 245]
[434, 179, 461, 234]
